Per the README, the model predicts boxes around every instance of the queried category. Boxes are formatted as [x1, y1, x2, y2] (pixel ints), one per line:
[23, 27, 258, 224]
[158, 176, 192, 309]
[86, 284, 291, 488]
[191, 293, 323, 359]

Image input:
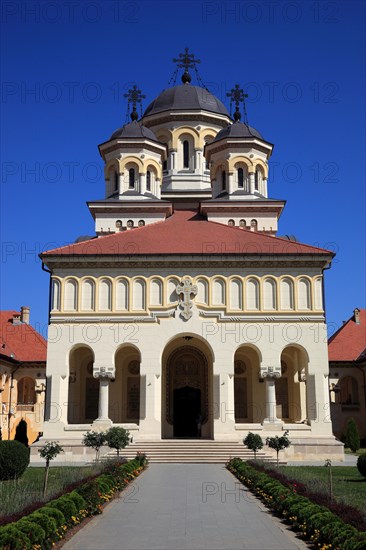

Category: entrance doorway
[163, 344, 212, 439]
[174, 386, 201, 437]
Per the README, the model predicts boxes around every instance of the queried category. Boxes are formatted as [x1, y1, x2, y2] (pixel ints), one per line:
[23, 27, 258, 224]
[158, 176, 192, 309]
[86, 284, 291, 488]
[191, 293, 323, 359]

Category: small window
[251, 219, 258, 231]
[116, 220, 122, 230]
[255, 170, 259, 191]
[127, 220, 134, 229]
[129, 168, 135, 189]
[239, 219, 246, 229]
[146, 171, 151, 191]
[114, 172, 119, 191]
[183, 140, 189, 168]
[222, 170, 226, 190]
[238, 167, 244, 188]
[138, 220, 145, 227]
[163, 160, 167, 171]
[228, 219, 235, 226]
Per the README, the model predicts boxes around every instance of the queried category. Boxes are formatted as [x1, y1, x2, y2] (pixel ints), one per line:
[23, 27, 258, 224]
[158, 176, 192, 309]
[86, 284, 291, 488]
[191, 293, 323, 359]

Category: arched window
[239, 219, 246, 229]
[246, 278, 259, 310]
[138, 220, 145, 227]
[280, 278, 294, 310]
[150, 278, 163, 306]
[116, 220, 122, 231]
[263, 278, 277, 310]
[250, 219, 258, 231]
[228, 219, 235, 226]
[298, 278, 311, 310]
[230, 278, 243, 310]
[127, 220, 134, 229]
[116, 279, 129, 310]
[17, 377, 36, 405]
[196, 279, 208, 305]
[183, 140, 189, 168]
[238, 167, 244, 188]
[129, 168, 135, 189]
[64, 279, 77, 311]
[52, 279, 61, 311]
[99, 279, 112, 311]
[81, 279, 95, 311]
[146, 170, 151, 191]
[114, 172, 119, 192]
[212, 279, 225, 306]
[340, 376, 359, 405]
[222, 170, 226, 190]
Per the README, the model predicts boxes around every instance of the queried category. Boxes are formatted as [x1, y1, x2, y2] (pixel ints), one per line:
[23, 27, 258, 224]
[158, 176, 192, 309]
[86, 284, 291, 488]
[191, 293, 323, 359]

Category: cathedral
[38, 50, 343, 461]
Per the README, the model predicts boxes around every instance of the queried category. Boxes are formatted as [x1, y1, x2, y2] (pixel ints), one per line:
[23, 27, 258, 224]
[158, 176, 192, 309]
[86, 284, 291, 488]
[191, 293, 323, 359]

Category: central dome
[143, 84, 230, 118]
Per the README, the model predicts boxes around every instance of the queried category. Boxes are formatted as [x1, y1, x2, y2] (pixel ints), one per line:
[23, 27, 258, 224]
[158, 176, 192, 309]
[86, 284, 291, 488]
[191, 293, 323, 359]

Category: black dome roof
[111, 120, 158, 141]
[213, 121, 263, 142]
[143, 84, 229, 117]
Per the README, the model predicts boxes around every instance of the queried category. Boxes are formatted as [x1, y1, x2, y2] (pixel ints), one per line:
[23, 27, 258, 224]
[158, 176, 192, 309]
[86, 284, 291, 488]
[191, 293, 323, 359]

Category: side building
[0, 308, 47, 442]
[329, 308, 366, 442]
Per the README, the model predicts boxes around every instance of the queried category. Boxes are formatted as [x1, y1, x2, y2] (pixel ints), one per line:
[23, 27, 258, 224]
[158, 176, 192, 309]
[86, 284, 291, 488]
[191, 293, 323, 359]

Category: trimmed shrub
[40, 506, 65, 528]
[16, 518, 46, 545]
[0, 525, 31, 549]
[244, 432, 263, 459]
[0, 440, 30, 480]
[27, 511, 57, 540]
[357, 452, 366, 478]
[227, 458, 366, 549]
[346, 418, 361, 452]
[75, 479, 102, 515]
[48, 495, 77, 523]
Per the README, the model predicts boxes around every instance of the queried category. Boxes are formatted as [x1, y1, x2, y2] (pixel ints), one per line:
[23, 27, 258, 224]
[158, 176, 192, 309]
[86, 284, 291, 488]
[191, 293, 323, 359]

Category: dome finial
[124, 85, 146, 122]
[173, 47, 200, 85]
[227, 84, 249, 123]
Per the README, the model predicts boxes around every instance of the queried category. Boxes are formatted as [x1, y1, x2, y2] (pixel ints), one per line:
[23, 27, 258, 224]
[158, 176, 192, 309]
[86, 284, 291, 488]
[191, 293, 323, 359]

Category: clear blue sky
[1, 0, 365, 337]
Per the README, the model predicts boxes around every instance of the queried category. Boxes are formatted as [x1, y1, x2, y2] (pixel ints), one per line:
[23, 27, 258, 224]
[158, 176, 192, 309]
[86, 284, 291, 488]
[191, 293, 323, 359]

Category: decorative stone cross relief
[176, 278, 197, 320]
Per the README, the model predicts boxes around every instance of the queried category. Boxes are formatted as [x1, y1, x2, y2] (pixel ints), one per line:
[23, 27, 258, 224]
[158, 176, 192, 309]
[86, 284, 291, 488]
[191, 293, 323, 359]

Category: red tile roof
[0, 311, 47, 363]
[41, 210, 333, 257]
[328, 309, 366, 362]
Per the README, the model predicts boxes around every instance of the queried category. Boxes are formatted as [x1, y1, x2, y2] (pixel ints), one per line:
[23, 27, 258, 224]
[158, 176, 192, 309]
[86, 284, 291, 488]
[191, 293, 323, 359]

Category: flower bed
[227, 458, 366, 550]
[0, 457, 147, 549]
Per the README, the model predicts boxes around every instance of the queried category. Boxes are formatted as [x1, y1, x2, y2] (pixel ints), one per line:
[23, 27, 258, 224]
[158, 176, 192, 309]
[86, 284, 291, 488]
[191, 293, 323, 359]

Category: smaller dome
[110, 120, 158, 141]
[213, 121, 263, 142]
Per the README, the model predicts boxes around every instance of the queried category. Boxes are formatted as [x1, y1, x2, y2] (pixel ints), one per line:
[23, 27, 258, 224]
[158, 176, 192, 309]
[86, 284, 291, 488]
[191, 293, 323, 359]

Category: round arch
[161, 335, 214, 439]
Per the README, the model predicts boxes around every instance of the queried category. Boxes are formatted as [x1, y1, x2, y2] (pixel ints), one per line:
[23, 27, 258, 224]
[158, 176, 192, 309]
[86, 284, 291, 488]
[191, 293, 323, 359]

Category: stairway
[103, 440, 281, 464]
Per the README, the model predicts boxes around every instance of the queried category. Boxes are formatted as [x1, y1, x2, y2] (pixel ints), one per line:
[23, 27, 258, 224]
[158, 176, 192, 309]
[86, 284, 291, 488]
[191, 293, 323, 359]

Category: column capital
[93, 366, 115, 380]
[260, 365, 281, 379]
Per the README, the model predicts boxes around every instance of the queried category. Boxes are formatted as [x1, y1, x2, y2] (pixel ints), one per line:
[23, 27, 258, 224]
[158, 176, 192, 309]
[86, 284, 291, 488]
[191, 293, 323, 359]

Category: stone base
[92, 418, 112, 431]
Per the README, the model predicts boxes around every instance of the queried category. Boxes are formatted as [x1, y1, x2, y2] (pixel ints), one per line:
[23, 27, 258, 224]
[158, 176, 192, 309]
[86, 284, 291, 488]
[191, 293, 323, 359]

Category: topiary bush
[346, 418, 360, 452]
[357, 452, 366, 478]
[48, 495, 77, 523]
[0, 525, 31, 549]
[0, 440, 30, 480]
[16, 518, 46, 546]
[40, 506, 65, 528]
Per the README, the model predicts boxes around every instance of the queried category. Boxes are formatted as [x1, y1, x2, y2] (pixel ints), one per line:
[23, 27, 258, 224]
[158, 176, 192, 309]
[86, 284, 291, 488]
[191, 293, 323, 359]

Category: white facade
[38, 70, 343, 461]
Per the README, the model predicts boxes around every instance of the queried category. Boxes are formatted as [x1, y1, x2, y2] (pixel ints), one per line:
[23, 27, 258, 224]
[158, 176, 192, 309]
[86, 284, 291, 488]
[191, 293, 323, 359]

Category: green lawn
[279, 466, 366, 517]
[0, 465, 103, 520]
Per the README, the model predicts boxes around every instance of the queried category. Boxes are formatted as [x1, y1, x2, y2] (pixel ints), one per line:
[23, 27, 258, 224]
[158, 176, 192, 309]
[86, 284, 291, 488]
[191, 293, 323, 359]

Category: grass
[280, 465, 366, 518]
[0, 465, 104, 521]
[344, 447, 366, 456]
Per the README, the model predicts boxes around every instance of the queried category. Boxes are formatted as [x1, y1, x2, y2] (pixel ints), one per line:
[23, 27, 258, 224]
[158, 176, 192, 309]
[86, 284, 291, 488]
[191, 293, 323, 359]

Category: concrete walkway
[63, 464, 307, 550]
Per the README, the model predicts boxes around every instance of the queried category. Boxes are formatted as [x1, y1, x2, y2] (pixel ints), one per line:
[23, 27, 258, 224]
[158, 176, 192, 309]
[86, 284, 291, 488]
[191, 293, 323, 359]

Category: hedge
[0, 458, 146, 549]
[227, 458, 366, 550]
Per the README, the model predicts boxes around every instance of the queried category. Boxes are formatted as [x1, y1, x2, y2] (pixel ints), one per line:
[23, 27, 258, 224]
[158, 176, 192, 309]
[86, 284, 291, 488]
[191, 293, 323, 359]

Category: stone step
[101, 440, 281, 464]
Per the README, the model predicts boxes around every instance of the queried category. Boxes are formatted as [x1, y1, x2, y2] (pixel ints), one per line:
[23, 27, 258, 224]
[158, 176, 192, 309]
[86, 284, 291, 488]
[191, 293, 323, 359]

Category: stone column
[227, 172, 234, 194]
[264, 376, 278, 422]
[140, 173, 146, 195]
[249, 171, 255, 194]
[93, 366, 114, 430]
[260, 366, 282, 425]
[212, 179, 219, 198]
[195, 149, 202, 173]
[263, 178, 268, 197]
[170, 149, 177, 172]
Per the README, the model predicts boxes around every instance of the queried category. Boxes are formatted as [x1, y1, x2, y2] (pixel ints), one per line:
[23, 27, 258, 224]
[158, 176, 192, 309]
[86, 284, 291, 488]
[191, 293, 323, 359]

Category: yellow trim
[171, 127, 200, 149]
[57, 274, 323, 315]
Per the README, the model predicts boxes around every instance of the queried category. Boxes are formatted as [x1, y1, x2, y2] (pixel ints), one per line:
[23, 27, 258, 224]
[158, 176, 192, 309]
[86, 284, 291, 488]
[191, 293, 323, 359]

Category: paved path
[64, 464, 307, 550]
